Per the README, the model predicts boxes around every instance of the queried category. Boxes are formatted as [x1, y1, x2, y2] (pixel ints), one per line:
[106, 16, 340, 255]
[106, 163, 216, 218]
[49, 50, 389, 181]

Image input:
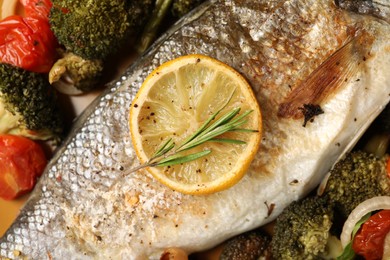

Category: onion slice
[340, 196, 390, 248]
[0, 0, 18, 20]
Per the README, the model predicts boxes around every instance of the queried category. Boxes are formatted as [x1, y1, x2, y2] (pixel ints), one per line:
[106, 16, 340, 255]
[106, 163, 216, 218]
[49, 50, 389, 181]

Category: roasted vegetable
[322, 151, 390, 219]
[48, 0, 211, 94]
[220, 229, 271, 260]
[352, 209, 390, 260]
[49, 0, 153, 60]
[0, 63, 64, 141]
[0, 0, 58, 73]
[0, 134, 47, 200]
[48, 0, 154, 94]
[48, 52, 104, 94]
[270, 196, 337, 260]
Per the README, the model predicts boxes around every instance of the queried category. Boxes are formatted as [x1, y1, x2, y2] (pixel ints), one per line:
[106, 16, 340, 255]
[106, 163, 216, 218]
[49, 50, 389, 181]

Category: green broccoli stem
[137, 0, 174, 53]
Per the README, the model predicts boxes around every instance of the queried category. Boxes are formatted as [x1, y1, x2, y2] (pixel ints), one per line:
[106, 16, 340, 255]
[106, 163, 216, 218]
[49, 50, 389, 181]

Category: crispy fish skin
[1, 0, 389, 259]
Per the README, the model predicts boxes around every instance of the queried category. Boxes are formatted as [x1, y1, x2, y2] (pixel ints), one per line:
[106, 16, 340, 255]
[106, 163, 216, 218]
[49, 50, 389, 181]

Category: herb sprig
[127, 106, 257, 174]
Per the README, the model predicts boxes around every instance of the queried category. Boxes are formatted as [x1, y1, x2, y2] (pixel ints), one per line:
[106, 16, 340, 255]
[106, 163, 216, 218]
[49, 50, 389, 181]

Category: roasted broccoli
[270, 196, 336, 260]
[171, 0, 206, 17]
[48, 0, 154, 93]
[322, 151, 390, 219]
[49, 52, 104, 94]
[220, 229, 271, 260]
[48, 0, 209, 93]
[50, 0, 153, 60]
[0, 63, 64, 141]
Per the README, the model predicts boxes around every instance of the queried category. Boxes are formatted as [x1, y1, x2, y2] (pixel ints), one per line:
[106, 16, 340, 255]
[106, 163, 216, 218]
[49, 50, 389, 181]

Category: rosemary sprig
[127, 106, 258, 174]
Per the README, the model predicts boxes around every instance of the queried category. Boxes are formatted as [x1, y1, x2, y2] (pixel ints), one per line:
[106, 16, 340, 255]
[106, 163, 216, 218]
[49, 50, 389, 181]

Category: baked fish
[1, 0, 390, 258]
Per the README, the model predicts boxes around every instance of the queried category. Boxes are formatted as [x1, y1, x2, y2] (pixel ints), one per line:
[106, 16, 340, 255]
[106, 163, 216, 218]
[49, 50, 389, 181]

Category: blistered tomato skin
[21, 0, 53, 19]
[352, 210, 390, 260]
[0, 0, 58, 73]
[0, 135, 47, 200]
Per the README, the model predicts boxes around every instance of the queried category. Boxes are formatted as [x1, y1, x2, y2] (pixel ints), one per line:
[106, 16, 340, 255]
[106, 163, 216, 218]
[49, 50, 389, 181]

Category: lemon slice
[129, 54, 262, 195]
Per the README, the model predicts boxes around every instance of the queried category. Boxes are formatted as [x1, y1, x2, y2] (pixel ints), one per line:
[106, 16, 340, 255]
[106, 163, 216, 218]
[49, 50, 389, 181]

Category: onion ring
[340, 196, 390, 248]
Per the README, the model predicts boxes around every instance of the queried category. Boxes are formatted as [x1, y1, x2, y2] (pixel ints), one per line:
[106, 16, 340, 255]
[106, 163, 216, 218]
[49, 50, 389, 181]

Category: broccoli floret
[271, 196, 335, 260]
[322, 151, 390, 219]
[49, 0, 153, 60]
[0, 63, 64, 142]
[49, 52, 104, 94]
[171, 0, 206, 17]
[220, 229, 271, 260]
[48, 0, 153, 94]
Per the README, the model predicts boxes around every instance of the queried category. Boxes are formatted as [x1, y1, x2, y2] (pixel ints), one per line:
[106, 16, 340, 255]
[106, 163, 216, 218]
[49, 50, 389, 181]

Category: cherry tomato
[0, 135, 47, 200]
[21, 0, 53, 21]
[0, 0, 58, 73]
[352, 210, 390, 260]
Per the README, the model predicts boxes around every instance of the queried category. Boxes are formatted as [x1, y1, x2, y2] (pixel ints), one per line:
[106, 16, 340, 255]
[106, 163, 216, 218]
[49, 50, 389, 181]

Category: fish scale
[1, 0, 390, 259]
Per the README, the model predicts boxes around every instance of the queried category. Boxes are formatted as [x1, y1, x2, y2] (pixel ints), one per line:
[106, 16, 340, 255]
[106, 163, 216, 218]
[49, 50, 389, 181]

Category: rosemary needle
[127, 106, 256, 173]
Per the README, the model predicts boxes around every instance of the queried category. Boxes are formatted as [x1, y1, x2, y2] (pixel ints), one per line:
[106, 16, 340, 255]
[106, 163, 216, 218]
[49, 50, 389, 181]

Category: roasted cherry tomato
[0, 0, 58, 73]
[0, 135, 47, 200]
[21, 0, 53, 20]
[352, 210, 390, 260]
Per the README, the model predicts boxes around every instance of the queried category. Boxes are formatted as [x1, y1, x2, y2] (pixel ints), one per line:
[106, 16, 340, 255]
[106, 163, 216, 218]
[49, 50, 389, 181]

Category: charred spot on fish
[299, 104, 324, 127]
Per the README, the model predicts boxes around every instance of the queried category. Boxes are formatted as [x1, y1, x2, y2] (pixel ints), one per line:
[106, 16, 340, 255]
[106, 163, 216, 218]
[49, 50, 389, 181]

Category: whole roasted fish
[1, 0, 389, 259]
